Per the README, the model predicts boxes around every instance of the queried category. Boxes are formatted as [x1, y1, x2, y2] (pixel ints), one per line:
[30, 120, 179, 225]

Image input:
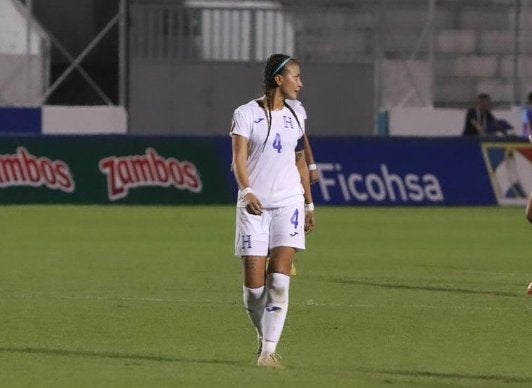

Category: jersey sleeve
[286, 99, 307, 124]
[297, 103, 307, 121]
[295, 136, 304, 152]
[294, 102, 306, 150]
[230, 108, 252, 139]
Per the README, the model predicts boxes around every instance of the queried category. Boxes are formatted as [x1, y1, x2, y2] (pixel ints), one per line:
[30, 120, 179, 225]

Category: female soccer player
[527, 134, 532, 295]
[527, 194, 532, 295]
[230, 54, 315, 368]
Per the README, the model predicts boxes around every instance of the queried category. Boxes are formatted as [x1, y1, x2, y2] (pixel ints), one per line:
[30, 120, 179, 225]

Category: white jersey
[231, 98, 306, 208]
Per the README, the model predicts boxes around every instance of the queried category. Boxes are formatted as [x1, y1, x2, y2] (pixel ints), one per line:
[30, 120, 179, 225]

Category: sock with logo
[243, 285, 266, 340]
[261, 273, 290, 355]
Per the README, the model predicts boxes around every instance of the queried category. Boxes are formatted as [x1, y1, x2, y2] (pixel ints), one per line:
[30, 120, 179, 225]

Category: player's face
[278, 63, 303, 100]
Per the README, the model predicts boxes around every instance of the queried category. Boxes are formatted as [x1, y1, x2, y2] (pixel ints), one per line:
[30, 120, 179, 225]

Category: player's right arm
[232, 134, 263, 215]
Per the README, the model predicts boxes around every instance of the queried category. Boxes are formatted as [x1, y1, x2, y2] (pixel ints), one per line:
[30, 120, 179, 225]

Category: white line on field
[6, 294, 532, 311]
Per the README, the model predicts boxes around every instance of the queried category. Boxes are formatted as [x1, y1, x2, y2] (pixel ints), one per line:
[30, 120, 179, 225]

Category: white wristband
[308, 163, 317, 171]
[241, 187, 253, 197]
[305, 202, 315, 212]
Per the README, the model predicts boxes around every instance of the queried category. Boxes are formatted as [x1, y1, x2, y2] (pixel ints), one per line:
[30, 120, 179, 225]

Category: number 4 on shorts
[290, 209, 299, 228]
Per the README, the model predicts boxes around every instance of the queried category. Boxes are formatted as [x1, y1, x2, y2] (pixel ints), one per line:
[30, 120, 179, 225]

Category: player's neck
[261, 91, 285, 111]
[270, 94, 285, 111]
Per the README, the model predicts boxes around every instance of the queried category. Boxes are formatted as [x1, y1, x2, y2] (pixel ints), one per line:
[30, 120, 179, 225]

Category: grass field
[0, 205, 531, 387]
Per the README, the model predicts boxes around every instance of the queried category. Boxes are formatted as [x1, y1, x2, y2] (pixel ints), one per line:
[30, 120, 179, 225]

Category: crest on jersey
[481, 142, 532, 205]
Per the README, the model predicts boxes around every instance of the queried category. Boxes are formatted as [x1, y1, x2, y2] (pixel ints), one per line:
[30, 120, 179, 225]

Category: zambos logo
[99, 148, 203, 201]
[317, 163, 444, 203]
[0, 146, 75, 192]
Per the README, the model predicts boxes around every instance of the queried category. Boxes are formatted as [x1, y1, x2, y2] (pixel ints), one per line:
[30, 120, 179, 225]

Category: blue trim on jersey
[295, 136, 304, 152]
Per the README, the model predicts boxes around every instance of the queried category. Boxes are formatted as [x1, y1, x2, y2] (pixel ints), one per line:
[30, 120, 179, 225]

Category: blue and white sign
[481, 141, 532, 206]
[310, 137, 496, 206]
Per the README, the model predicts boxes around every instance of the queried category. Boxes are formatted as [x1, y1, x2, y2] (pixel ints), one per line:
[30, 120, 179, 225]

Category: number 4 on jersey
[272, 133, 282, 153]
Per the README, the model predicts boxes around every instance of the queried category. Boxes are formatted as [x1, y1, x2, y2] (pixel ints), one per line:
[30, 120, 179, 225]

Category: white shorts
[234, 202, 305, 257]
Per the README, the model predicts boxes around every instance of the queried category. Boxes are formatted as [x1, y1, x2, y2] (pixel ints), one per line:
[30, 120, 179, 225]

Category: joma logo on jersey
[99, 148, 202, 201]
[0, 146, 75, 193]
[317, 163, 444, 203]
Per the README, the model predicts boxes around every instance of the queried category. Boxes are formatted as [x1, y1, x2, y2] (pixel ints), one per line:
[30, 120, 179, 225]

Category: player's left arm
[296, 150, 315, 234]
[303, 132, 319, 185]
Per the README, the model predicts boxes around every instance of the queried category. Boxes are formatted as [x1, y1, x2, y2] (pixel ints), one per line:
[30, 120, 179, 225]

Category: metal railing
[130, 2, 295, 62]
[129, 0, 532, 109]
[4, 0, 532, 109]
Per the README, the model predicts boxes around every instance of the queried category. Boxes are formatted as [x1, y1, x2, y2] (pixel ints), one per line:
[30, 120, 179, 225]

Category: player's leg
[235, 207, 271, 351]
[257, 246, 294, 368]
[526, 192, 532, 223]
[257, 203, 305, 368]
[242, 256, 268, 351]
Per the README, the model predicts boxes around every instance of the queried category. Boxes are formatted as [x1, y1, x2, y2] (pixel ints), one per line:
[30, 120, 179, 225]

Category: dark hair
[260, 54, 298, 148]
[263, 54, 295, 94]
[528, 91, 532, 103]
[477, 93, 491, 100]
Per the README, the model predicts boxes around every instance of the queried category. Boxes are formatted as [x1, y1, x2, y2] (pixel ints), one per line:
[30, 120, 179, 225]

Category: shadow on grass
[334, 278, 520, 298]
[0, 346, 239, 365]
[356, 366, 532, 384]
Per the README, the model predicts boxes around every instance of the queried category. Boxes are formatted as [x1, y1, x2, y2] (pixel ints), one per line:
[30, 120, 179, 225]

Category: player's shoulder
[234, 99, 263, 117]
[285, 99, 307, 119]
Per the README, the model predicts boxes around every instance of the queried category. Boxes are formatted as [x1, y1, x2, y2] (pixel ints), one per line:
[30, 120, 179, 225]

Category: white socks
[243, 285, 266, 339]
[261, 273, 290, 355]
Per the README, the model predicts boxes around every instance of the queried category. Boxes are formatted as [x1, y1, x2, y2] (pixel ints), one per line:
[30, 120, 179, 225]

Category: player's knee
[266, 273, 290, 306]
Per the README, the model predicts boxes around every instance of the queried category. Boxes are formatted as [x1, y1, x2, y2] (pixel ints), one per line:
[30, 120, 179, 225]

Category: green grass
[0, 205, 531, 387]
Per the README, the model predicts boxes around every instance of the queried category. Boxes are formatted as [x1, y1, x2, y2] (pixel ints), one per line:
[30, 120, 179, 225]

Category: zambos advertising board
[0, 136, 233, 204]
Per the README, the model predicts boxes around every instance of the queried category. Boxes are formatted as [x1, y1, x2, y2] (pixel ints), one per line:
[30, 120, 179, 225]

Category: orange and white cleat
[527, 282, 532, 296]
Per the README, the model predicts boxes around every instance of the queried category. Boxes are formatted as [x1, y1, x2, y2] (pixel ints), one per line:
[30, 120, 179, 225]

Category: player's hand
[309, 169, 319, 185]
[529, 133, 532, 143]
[244, 193, 263, 215]
[304, 210, 315, 234]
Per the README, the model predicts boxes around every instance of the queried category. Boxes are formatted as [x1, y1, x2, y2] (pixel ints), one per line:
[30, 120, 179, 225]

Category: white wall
[42, 106, 127, 134]
[0, 0, 50, 106]
[0, 0, 43, 54]
[389, 106, 525, 137]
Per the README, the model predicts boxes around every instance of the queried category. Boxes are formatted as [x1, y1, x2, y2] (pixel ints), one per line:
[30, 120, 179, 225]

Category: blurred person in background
[463, 93, 509, 136]
[522, 92, 532, 139]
